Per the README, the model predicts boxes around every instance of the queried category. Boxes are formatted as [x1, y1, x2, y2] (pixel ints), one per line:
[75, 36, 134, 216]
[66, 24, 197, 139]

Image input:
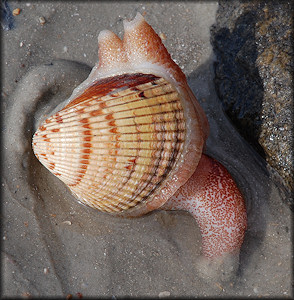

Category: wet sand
[2, 2, 292, 297]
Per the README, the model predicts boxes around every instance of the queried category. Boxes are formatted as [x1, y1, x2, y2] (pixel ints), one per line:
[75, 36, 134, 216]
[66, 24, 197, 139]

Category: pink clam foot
[161, 153, 247, 279]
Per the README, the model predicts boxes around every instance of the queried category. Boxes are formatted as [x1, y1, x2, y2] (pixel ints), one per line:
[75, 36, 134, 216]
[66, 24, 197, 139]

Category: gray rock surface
[211, 0, 293, 201]
[2, 1, 292, 297]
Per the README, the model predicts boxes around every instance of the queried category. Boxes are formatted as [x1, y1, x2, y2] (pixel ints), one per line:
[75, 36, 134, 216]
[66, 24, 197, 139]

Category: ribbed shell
[33, 73, 186, 213]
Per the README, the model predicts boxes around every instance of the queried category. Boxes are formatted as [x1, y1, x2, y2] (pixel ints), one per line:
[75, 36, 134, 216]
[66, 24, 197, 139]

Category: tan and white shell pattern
[32, 13, 208, 217]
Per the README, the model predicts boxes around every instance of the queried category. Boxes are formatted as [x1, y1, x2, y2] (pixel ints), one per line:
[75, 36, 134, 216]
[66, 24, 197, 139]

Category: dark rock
[211, 0, 293, 201]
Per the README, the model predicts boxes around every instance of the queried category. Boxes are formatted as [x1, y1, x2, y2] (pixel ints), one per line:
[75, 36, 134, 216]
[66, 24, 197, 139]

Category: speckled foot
[161, 153, 247, 279]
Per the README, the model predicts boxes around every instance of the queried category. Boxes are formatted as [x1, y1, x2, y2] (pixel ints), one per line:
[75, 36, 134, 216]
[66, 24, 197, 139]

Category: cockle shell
[32, 13, 209, 217]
